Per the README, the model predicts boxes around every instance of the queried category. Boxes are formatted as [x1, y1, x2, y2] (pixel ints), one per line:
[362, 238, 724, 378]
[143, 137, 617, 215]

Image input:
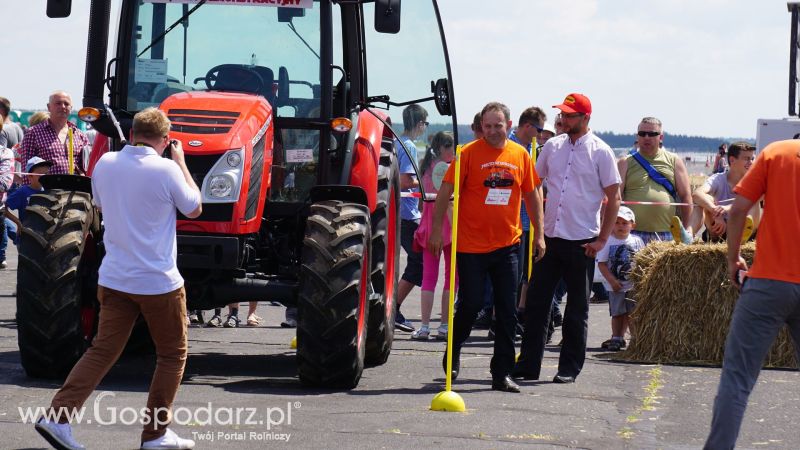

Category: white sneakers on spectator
[35, 417, 85, 450]
[141, 428, 195, 449]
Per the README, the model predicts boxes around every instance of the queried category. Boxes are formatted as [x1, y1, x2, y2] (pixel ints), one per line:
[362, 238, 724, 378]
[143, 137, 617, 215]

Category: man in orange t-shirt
[705, 139, 800, 449]
[428, 102, 545, 393]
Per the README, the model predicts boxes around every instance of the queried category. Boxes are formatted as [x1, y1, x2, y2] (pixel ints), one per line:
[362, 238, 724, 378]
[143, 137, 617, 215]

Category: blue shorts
[608, 291, 636, 317]
[631, 230, 672, 245]
[400, 219, 423, 286]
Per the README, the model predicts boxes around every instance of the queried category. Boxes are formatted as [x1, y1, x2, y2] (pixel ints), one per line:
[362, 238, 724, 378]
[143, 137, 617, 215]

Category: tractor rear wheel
[365, 143, 400, 365]
[297, 200, 371, 389]
[16, 190, 98, 378]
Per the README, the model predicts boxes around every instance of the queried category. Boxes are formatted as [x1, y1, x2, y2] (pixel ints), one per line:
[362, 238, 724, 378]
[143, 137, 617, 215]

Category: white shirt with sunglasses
[536, 131, 620, 240]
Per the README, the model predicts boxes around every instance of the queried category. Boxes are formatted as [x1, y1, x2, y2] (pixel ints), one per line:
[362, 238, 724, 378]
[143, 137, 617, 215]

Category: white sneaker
[35, 417, 85, 450]
[141, 428, 195, 449]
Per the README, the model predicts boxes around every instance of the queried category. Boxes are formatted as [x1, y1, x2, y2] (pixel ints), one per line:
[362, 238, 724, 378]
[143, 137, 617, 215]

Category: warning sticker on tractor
[146, 0, 313, 8]
[286, 149, 314, 163]
[135, 59, 168, 84]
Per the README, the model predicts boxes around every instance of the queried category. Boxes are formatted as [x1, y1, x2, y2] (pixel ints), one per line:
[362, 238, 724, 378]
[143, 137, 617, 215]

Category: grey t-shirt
[703, 171, 735, 205]
[0, 121, 24, 148]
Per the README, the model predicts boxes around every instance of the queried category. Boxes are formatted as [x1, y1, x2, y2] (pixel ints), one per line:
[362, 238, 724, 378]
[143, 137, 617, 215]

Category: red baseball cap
[553, 93, 592, 115]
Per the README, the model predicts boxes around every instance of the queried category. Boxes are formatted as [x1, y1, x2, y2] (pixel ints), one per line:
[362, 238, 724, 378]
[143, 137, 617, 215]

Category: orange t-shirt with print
[734, 139, 800, 283]
[442, 138, 541, 254]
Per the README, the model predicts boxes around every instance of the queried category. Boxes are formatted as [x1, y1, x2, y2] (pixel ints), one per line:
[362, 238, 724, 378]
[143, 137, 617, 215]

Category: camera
[163, 139, 176, 159]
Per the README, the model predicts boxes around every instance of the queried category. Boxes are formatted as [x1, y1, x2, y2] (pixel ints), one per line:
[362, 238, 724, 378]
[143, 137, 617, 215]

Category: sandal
[411, 325, 431, 340]
[206, 315, 222, 328]
[246, 313, 262, 326]
[223, 314, 240, 328]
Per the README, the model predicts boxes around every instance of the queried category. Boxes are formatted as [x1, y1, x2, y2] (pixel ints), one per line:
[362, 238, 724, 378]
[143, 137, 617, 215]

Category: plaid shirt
[20, 120, 88, 178]
[0, 146, 14, 193]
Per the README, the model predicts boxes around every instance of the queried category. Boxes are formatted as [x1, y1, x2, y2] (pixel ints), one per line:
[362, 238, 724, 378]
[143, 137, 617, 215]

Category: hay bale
[616, 241, 797, 368]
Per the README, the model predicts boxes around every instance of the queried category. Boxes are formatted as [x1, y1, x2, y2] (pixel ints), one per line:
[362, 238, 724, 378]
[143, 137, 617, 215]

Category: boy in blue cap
[4, 156, 53, 237]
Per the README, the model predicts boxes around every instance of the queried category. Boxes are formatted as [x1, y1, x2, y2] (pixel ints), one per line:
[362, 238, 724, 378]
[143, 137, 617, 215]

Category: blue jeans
[0, 217, 7, 261]
[452, 244, 519, 379]
[705, 278, 800, 450]
[4, 218, 17, 244]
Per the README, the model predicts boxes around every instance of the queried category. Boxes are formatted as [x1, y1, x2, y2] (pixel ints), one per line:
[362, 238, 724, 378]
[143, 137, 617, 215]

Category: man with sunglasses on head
[513, 93, 621, 384]
[618, 117, 693, 244]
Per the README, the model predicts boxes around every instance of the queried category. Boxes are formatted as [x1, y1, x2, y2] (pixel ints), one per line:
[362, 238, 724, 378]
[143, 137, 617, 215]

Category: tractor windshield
[126, 1, 321, 118]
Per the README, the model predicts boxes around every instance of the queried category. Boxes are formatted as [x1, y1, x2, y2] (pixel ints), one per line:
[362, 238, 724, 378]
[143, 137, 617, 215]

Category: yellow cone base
[290, 336, 297, 349]
[430, 390, 466, 412]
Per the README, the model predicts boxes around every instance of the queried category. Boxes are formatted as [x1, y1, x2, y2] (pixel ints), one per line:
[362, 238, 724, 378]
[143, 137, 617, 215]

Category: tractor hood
[159, 91, 273, 153]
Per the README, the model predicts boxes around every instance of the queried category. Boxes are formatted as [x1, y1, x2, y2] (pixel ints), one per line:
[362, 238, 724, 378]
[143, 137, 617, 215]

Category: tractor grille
[245, 133, 265, 220]
[168, 109, 240, 134]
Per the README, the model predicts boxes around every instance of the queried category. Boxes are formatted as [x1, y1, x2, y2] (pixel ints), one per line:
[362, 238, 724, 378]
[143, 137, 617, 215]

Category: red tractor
[18, 0, 458, 389]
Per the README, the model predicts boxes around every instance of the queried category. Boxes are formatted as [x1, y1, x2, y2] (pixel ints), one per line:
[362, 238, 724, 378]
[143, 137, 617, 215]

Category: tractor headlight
[209, 175, 234, 198]
[226, 152, 242, 167]
[201, 148, 245, 203]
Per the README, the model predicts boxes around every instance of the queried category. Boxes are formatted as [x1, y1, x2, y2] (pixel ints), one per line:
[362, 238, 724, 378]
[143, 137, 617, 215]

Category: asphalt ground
[1, 245, 799, 449]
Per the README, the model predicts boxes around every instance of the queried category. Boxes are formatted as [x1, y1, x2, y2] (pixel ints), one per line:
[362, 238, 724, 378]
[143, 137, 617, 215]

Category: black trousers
[515, 236, 595, 379]
[451, 244, 519, 380]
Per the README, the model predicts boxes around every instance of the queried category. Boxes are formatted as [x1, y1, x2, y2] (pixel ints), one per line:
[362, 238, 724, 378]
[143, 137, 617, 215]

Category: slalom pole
[527, 137, 537, 281]
[67, 128, 75, 175]
[431, 144, 465, 412]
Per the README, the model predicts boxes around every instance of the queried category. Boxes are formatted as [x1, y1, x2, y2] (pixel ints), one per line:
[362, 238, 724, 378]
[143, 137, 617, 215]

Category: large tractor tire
[365, 142, 400, 365]
[297, 200, 371, 389]
[16, 190, 98, 378]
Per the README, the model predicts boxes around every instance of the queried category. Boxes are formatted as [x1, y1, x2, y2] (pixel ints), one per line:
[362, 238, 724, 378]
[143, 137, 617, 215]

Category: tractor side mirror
[46, 0, 72, 18]
[278, 7, 305, 23]
[374, 0, 401, 34]
[431, 78, 452, 116]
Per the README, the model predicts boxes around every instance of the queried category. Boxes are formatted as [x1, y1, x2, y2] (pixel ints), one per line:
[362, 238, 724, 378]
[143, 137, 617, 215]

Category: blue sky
[1, 1, 792, 138]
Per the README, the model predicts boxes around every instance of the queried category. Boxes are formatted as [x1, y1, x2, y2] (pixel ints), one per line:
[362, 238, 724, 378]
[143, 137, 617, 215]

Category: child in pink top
[412, 131, 457, 340]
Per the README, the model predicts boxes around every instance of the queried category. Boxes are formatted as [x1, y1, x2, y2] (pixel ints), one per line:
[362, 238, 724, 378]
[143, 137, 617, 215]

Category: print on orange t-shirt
[443, 138, 541, 254]
[734, 139, 800, 284]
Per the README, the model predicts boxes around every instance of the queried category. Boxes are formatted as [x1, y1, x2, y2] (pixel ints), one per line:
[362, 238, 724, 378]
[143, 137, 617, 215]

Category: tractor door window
[270, 128, 320, 202]
[127, 1, 323, 118]
[361, 1, 456, 148]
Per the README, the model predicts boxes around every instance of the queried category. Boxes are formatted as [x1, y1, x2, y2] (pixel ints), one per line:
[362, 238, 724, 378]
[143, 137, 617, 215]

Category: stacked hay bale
[618, 241, 797, 368]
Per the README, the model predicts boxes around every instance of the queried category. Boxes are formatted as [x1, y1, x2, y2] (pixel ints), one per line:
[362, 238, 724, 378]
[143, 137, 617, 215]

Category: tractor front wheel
[297, 200, 371, 389]
[16, 190, 98, 378]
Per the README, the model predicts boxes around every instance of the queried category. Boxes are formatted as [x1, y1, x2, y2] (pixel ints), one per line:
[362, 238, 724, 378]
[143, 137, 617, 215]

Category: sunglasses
[526, 123, 544, 133]
[561, 113, 584, 119]
[637, 131, 661, 137]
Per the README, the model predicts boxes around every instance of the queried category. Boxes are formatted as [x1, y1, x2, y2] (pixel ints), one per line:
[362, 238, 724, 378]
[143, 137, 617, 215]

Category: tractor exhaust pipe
[211, 278, 298, 304]
[83, 0, 111, 108]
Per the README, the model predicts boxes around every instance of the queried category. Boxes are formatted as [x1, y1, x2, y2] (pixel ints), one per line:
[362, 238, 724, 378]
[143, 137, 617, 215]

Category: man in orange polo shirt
[428, 102, 545, 393]
[705, 139, 800, 449]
